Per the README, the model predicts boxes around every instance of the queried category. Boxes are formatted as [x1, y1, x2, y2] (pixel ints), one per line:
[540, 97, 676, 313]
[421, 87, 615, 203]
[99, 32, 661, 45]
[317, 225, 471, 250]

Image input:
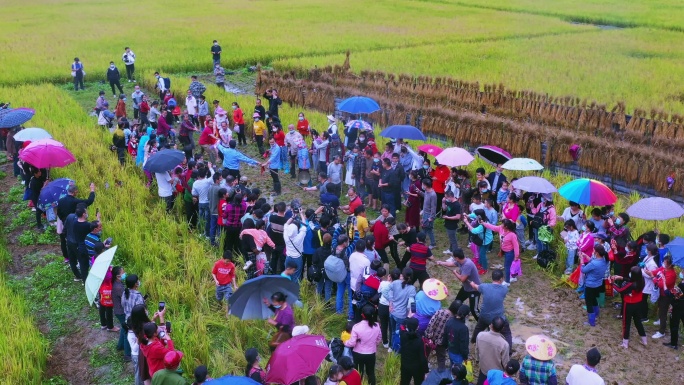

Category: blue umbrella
[210, 375, 261, 385]
[665, 237, 684, 268]
[379, 125, 426, 141]
[38, 178, 74, 212]
[0, 108, 35, 128]
[142, 149, 185, 173]
[338, 96, 380, 114]
[228, 275, 300, 320]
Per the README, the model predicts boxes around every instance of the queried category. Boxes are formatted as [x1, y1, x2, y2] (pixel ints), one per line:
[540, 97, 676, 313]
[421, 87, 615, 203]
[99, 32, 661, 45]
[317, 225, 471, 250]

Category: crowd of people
[4, 45, 684, 385]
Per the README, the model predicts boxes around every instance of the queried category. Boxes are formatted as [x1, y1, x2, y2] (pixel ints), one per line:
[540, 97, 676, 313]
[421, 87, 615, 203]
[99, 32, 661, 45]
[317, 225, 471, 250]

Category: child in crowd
[115, 94, 126, 119]
[324, 365, 344, 385]
[562, 220, 580, 275]
[496, 181, 510, 208]
[99, 266, 120, 332]
[469, 194, 484, 213]
[212, 250, 237, 314]
[281, 260, 297, 281]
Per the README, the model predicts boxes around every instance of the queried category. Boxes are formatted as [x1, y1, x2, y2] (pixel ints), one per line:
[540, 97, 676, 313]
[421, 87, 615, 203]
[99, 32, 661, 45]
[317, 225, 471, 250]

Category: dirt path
[0, 163, 115, 385]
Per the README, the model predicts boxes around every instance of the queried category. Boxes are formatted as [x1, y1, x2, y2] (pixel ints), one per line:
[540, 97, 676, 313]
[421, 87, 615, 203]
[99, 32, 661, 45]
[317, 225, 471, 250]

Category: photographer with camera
[140, 303, 176, 378]
[121, 47, 136, 82]
[284, 209, 308, 283]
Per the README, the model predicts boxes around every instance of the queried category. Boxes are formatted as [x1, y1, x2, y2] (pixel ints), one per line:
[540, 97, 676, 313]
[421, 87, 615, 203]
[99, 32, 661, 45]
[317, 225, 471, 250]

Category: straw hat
[525, 335, 557, 361]
[422, 278, 448, 301]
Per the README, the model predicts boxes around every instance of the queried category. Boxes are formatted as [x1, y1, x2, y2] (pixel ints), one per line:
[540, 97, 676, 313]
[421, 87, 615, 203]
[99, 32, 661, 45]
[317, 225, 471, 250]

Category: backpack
[327, 337, 345, 363]
[163, 77, 171, 90]
[324, 253, 347, 283]
[536, 249, 556, 269]
[307, 264, 323, 283]
[469, 230, 484, 246]
[530, 205, 553, 229]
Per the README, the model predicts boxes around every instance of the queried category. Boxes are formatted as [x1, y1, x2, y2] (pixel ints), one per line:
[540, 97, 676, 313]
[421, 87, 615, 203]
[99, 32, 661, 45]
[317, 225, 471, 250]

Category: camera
[158, 301, 165, 312]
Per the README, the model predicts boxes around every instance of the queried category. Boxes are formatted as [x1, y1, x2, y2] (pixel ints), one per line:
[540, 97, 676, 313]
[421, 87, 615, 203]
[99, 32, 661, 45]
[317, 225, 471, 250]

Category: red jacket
[233, 108, 244, 125]
[372, 220, 390, 250]
[140, 338, 175, 377]
[614, 281, 643, 304]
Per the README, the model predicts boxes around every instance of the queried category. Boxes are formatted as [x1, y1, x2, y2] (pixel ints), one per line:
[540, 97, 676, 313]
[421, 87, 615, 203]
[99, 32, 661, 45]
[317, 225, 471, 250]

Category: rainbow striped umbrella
[558, 178, 617, 206]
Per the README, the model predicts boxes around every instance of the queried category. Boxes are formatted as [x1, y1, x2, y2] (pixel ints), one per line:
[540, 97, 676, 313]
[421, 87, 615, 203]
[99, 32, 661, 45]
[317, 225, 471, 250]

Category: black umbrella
[475, 145, 512, 166]
[143, 149, 185, 173]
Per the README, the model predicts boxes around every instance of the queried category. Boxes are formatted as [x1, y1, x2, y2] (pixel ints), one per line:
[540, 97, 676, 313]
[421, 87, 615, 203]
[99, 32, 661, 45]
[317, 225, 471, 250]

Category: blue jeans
[389, 315, 405, 346]
[381, 192, 396, 215]
[317, 276, 333, 302]
[479, 242, 489, 270]
[336, 272, 353, 319]
[209, 214, 220, 245]
[566, 248, 577, 271]
[401, 175, 410, 192]
[503, 250, 515, 283]
[448, 352, 464, 366]
[285, 256, 303, 283]
[534, 228, 548, 254]
[199, 203, 210, 236]
[422, 215, 435, 246]
[216, 284, 233, 302]
[115, 314, 131, 357]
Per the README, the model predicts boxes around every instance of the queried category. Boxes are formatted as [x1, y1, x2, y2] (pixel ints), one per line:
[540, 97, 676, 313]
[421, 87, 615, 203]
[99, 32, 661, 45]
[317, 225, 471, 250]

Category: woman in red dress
[296, 112, 310, 138]
[405, 170, 422, 230]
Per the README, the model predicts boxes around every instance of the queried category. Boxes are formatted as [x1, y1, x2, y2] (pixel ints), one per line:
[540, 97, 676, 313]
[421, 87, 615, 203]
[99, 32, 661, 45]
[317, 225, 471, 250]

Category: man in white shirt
[327, 156, 343, 198]
[284, 214, 307, 283]
[566, 347, 605, 385]
[185, 92, 198, 126]
[155, 171, 175, 213]
[285, 124, 304, 179]
[191, 169, 214, 233]
[122, 47, 136, 82]
[349, 241, 371, 320]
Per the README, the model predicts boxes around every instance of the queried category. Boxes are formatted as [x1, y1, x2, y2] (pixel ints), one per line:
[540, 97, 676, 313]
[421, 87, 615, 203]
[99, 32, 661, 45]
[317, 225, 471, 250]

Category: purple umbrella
[626, 197, 684, 221]
[511, 176, 557, 194]
[476, 145, 511, 166]
[0, 108, 35, 128]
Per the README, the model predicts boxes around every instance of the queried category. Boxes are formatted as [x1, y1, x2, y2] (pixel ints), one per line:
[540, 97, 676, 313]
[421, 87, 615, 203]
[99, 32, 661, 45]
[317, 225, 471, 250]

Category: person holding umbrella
[28, 167, 48, 230]
[263, 291, 295, 334]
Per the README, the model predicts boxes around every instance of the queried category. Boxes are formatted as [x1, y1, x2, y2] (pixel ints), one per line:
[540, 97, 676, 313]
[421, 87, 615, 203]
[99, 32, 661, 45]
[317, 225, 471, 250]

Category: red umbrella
[417, 143, 443, 156]
[265, 334, 330, 385]
[19, 138, 76, 169]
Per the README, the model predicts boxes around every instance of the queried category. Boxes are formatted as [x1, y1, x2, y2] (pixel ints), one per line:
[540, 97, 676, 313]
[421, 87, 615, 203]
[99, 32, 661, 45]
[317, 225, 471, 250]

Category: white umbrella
[502, 157, 543, 171]
[626, 197, 684, 221]
[13, 127, 52, 142]
[511, 176, 557, 193]
[85, 245, 117, 305]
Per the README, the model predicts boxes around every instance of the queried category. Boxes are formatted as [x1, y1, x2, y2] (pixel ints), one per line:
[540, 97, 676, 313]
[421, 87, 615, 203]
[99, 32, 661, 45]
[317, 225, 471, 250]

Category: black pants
[67, 242, 80, 279]
[669, 303, 684, 346]
[476, 370, 487, 385]
[470, 317, 513, 354]
[163, 195, 175, 213]
[133, 108, 140, 119]
[59, 232, 68, 260]
[378, 303, 390, 345]
[116, 147, 126, 165]
[73, 73, 84, 90]
[270, 169, 281, 194]
[255, 135, 264, 155]
[184, 199, 198, 229]
[377, 248, 389, 264]
[270, 245, 286, 274]
[411, 269, 430, 288]
[77, 245, 90, 281]
[99, 305, 114, 329]
[33, 204, 43, 228]
[289, 154, 297, 178]
[109, 80, 124, 96]
[657, 295, 671, 334]
[125, 63, 135, 81]
[237, 124, 246, 145]
[352, 352, 376, 385]
[639, 293, 651, 320]
[302, 253, 313, 277]
[179, 135, 193, 161]
[227, 168, 240, 181]
[224, 226, 241, 252]
[622, 302, 645, 339]
[400, 368, 424, 385]
[389, 243, 400, 267]
[585, 285, 601, 313]
[456, 287, 481, 321]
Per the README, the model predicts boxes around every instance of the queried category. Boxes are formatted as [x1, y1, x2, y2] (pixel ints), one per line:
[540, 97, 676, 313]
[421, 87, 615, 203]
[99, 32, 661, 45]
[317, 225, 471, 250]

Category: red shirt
[217, 199, 227, 226]
[233, 108, 244, 125]
[654, 267, 677, 295]
[212, 259, 236, 285]
[348, 196, 362, 216]
[199, 127, 217, 145]
[273, 130, 285, 146]
[140, 101, 150, 114]
[99, 281, 113, 307]
[140, 338, 176, 377]
[297, 119, 310, 136]
[372, 220, 390, 249]
[614, 281, 643, 304]
[157, 116, 171, 136]
[431, 165, 450, 194]
[341, 370, 362, 385]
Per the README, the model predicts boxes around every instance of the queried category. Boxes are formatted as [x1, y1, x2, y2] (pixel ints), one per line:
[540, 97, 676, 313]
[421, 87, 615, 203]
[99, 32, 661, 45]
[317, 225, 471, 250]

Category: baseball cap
[163, 350, 184, 369]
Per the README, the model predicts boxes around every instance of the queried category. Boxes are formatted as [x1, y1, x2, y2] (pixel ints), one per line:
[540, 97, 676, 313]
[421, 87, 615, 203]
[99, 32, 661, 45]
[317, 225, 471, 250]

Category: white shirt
[642, 255, 658, 294]
[566, 364, 604, 385]
[327, 123, 338, 135]
[349, 251, 370, 291]
[284, 223, 307, 258]
[186, 96, 197, 115]
[378, 281, 391, 306]
[191, 178, 213, 204]
[285, 131, 304, 155]
[314, 139, 329, 160]
[155, 172, 173, 198]
[156, 77, 167, 92]
[122, 50, 136, 65]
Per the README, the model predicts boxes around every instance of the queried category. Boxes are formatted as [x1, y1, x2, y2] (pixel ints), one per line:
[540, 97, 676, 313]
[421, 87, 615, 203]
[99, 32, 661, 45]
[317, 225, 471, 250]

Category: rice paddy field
[2, 0, 684, 384]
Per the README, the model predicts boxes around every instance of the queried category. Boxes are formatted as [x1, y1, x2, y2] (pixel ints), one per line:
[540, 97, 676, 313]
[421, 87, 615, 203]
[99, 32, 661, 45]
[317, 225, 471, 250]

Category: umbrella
[142, 149, 186, 173]
[13, 127, 52, 142]
[476, 145, 512, 166]
[558, 178, 617, 206]
[338, 96, 380, 114]
[265, 334, 330, 385]
[501, 157, 543, 171]
[511, 176, 557, 194]
[37, 178, 74, 212]
[345, 120, 372, 131]
[85, 245, 117, 305]
[626, 197, 684, 221]
[19, 138, 76, 169]
[434, 147, 474, 167]
[665, 237, 684, 268]
[417, 144, 443, 156]
[379, 125, 426, 141]
[210, 375, 262, 385]
[228, 275, 300, 320]
[0, 108, 35, 128]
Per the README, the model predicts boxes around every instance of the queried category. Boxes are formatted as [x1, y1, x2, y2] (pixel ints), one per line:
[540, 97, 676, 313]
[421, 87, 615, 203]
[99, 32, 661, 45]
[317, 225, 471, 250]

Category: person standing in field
[106, 61, 124, 97]
[189, 75, 207, 99]
[262, 137, 282, 196]
[211, 40, 222, 65]
[233, 102, 247, 146]
[212, 250, 238, 315]
[122, 47, 136, 82]
[252, 113, 266, 155]
[131, 85, 144, 120]
[71, 57, 85, 91]
[214, 63, 226, 89]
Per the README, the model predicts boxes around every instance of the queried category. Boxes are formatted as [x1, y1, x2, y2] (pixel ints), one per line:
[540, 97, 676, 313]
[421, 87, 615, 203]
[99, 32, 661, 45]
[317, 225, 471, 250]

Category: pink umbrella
[435, 147, 474, 167]
[417, 144, 443, 156]
[265, 334, 330, 385]
[476, 145, 512, 166]
[19, 138, 76, 169]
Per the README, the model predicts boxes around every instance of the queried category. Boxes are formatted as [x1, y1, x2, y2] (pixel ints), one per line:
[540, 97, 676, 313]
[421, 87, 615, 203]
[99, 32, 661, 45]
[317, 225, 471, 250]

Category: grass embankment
[0, 0, 588, 86]
[273, 27, 684, 114]
[0, 182, 48, 384]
